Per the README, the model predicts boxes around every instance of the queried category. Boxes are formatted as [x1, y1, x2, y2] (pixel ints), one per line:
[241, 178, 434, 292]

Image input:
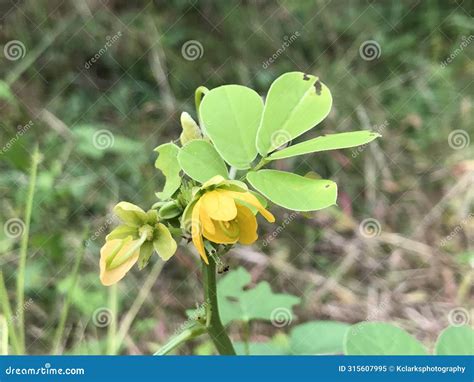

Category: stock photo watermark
[359, 40, 381, 61]
[448, 129, 470, 150]
[358, 218, 382, 238]
[84, 31, 123, 70]
[262, 31, 300, 69]
[440, 35, 473, 68]
[3, 40, 26, 61]
[181, 40, 204, 61]
[1, 120, 34, 155]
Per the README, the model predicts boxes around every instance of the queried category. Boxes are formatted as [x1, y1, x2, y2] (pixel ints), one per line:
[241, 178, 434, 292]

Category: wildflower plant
[99, 71, 381, 354]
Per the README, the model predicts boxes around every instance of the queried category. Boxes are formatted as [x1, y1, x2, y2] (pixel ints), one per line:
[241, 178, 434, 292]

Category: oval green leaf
[257, 71, 332, 156]
[344, 322, 428, 355]
[434, 325, 474, 355]
[200, 85, 264, 169]
[178, 140, 228, 183]
[247, 170, 337, 211]
[269, 131, 381, 160]
[154, 142, 181, 200]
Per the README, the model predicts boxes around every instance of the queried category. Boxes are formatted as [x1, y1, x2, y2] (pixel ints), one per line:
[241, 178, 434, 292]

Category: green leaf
[434, 325, 474, 355]
[154, 143, 181, 200]
[113, 202, 148, 227]
[178, 140, 228, 183]
[217, 267, 300, 325]
[153, 223, 177, 261]
[344, 322, 428, 355]
[138, 241, 153, 270]
[247, 170, 337, 211]
[257, 72, 332, 156]
[200, 85, 264, 169]
[233, 341, 287, 355]
[289, 321, 349, 354]
[269, 131, 381, 160]
[106, 225, 137, 241]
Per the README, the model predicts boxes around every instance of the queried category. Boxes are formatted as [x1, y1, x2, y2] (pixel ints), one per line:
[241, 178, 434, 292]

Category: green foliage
[256, 72, 332, 156]
[177, 140, 228, 183]
[247, 170, 337, 211]
[434, 326, 474, 355]
[344, 322, 428, 355]
[289, 321, 349, 355]
[217, 267, 300, 325]
[200, 85, 263, 169]
[154, 143, 181, 200]
[269, 131, 381, 160]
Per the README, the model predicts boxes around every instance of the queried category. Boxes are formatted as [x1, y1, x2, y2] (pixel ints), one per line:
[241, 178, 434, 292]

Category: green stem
[202, 257, 236, 355]
[154, 323, 206, 355]
[16, 145, 39, 354]
[107, 284, 118, 355]
[194, 86, 209, 124]
[0, 272, 21, 354]
[52, 229, 88, 354]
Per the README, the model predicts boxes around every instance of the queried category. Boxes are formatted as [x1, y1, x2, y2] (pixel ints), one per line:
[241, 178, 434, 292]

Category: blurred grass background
[0, 0, 472, 354]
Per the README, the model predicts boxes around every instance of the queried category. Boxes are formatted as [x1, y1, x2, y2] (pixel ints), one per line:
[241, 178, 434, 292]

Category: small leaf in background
[200, 85, 264, 169]
[434, 325, 474, 355]
[154, 143, 181, 200]
[289, 321, 349, 354]
[217, 267, 300, 325]
[233, 340, 287, 355]
[344, 322, 428, 355]
[178, 140, 228, 183]
[269, 131, 381, 160]
[73, 125, 142, 160]
[257, 71, 332, 156]
[0, 80, 15, 104]
[247, 170, 337, 211]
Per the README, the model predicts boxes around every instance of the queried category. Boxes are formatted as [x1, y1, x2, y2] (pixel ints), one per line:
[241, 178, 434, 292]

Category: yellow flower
[182, 176, 275, 264]
[100, 202, 177, 286]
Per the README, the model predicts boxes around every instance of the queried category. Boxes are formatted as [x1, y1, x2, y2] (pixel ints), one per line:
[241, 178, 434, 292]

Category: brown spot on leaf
[314, 80, 322, 95]
[303, 73, 310, 81]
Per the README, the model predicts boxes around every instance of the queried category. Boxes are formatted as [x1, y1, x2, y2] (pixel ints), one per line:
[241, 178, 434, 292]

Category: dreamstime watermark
[439, 213, 473, 247]
[1, 120, 34, 155]
[3, 40, 26, 61]
[448, 129, 470, 150]
[262, 31, 300, 69]
[92, 307, 113, 328]
[359, 40, 381, 61]
[7, 298, 33, 324]
[4, 218, 26, 239]
[84, 31, 122, 69]
[270, 307, 293, 327]
[172, 300, 209, 337]
[92, 129, 114, 149]
[448, 307, 470, 327]
[358, 218, 381, 238]
[85, 214, 120, 247]
[270, 130, 293, 152]
[181, 40, 204, 61]
[351, 120, 388, 158]
[262, 212, 298, 247]
[440, 35, 474, 68]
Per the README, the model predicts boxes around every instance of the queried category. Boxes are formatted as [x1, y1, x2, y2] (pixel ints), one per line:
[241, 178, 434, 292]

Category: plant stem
[16, 145, 39, 354]
[107, 284, 118, 355]
[0, 272, 21, 354]
[154, 323, 206, 355]
[52, 230, 87, 354]
[202, 257, 236, 355]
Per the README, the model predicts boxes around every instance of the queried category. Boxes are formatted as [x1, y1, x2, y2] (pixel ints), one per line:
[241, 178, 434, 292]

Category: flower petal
[227, 191, 275, 222]
[236, 206, 258, 244]
[113, 202, 148, 227]
[201, 190, 237, 221]
[199, 206, 215, 234]
[100, 238, 139, 286]
[191, 200, 208, 264]
[202, 220, 239, 244]
[153, 223, 178, 261]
